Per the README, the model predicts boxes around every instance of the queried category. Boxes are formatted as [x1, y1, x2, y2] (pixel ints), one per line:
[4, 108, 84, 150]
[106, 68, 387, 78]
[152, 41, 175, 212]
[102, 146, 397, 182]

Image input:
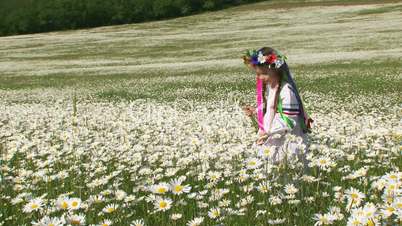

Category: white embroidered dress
[255, 81, 309, 165]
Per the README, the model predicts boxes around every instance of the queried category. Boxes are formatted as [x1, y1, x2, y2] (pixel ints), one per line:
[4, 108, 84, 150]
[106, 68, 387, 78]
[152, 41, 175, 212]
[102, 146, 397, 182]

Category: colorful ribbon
[256, 78, 265, 132]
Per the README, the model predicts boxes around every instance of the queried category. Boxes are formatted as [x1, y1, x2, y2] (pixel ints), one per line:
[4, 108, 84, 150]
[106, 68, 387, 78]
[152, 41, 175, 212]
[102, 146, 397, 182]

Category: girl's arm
[256, 84, 278, 144]
[264, 84, 279, 134]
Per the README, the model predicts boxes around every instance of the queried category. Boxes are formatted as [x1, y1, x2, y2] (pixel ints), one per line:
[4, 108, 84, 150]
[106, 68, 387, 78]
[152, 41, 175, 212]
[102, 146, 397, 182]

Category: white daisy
[313, 213, 336, 225]
[98, 219, 112, 226]
[67, 213, 86, 225]
[170, 178, 191, 195]
[68, 197, 82, 210]
[130, 219, 145, 226]
[257, 52, 266, 64]
[102, 203, 119, 213]
[153, 197, 173, 212]
[208, 207, 221, 219]
[171, 213, 183, 220]
[345, 187, 365, 209]
[149, 182, 170, 194]
[23, 197, 44, 213]
[187, 217, 204, 226]
[245, 157, 262, 169]
[32, 216, 65, 226]
[56, 196, 70, 210]
[284, 184, 299, 195]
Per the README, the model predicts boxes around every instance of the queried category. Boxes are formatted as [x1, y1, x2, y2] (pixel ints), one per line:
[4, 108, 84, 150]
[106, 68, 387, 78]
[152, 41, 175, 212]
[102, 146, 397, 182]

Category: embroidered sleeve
[280, 83, 300, 115]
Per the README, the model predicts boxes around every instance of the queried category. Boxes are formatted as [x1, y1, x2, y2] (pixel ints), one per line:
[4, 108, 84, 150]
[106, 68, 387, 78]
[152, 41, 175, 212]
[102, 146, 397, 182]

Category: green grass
[1, 59, 400, 104]
[356, 4, 402, 15]
[1, 1, 401, 226]
[230, 0, 402, 11]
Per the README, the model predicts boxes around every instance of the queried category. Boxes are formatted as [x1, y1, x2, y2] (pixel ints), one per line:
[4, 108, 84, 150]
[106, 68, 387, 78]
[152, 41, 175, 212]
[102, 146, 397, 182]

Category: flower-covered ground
[0, 0, 401, 225]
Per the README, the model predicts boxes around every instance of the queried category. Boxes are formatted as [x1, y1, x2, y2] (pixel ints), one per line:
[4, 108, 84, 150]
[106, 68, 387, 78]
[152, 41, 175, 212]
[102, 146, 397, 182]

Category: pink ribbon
[256, 78, 265, 132]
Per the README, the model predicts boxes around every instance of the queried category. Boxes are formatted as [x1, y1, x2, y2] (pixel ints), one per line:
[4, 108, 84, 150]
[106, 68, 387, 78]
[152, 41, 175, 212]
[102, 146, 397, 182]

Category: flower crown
[242, 49, 287, 69]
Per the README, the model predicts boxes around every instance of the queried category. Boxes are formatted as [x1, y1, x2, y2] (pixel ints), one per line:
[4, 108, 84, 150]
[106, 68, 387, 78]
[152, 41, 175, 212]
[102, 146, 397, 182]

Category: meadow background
[0, 0, 401, 225]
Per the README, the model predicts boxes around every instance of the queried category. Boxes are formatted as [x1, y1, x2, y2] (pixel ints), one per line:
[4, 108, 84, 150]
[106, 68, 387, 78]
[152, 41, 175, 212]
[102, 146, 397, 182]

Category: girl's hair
[257, 46, 276, 56]
[256, 46, 288, 81]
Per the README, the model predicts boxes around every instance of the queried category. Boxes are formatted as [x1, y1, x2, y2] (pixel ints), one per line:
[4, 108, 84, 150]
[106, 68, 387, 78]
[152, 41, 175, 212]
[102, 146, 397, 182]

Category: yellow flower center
[387, 206, 395, 212]
[175, 185, 183, 192]
[31, 203, 39, 209]
[157, 187, 167, 193]
[352, 220, 360, 226]
[107, 207, 115, 212]
[61, 201, 68, 209]
[159, 201, 167, 208]
[71, 220, 81, 225]
[351, 193, 358, 199]
[72, 201, 78, 207]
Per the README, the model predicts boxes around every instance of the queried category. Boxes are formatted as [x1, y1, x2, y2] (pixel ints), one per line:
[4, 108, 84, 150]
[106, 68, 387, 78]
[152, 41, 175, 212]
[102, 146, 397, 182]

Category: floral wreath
[242, 49, 288, 69]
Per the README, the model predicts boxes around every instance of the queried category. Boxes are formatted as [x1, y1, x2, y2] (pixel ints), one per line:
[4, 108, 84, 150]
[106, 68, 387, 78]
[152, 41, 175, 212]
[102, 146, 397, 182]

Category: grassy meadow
[0, 0, 401, 225]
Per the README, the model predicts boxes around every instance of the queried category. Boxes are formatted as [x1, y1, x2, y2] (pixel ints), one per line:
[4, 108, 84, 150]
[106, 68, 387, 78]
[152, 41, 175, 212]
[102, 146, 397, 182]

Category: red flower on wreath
[265, 54, 277, 64]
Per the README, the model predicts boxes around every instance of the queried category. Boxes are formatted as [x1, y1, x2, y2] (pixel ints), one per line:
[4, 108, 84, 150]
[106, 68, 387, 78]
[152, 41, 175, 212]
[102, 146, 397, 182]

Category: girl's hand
[242, 105, 256, 117]
[256, 132, 269, 145]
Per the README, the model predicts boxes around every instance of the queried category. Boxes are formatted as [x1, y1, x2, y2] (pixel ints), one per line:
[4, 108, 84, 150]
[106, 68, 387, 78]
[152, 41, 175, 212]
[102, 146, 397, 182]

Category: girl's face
[254, 65, 278, 82]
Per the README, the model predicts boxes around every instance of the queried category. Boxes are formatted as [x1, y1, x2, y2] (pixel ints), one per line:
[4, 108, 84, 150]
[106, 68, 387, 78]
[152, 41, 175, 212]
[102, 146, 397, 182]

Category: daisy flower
[314, 156, 335, 171]
[257, 181, 271, 193]
[208, 207, 221, 219]
[23, 197, 44, 213]
[362, 202, 377, 220]
[380, 203, 397, 218]
[68, 197, 82, 210]
[89, 194, 105, 204]
[153, 197, 173, 212]
[170, 178, 191, 195]
[32, 216, 65, 226]
[149, 182, 170, 194]
[130, 219, 145, 226]
[383, 171, 401, 183]
[284, 184, 299, 195]
[187, 217, 204, 226]
[245, 157, 262, 169]
[56, 196, 70, 210]
[346, 215, 364, 226]
[206, 171, 221, 182]
[257, 52, 266, 64]
[98, 219, 112, 226]
[267, 218, 286, 224]
[115, 189, 127, 200]
[258, 146, 274, 158]
[67, 213, 86, 225]
[313, 213, 336, 225]
[171, 213, 182, 220]
[102, 203, 119, 214]
[345, 187, 365, 209]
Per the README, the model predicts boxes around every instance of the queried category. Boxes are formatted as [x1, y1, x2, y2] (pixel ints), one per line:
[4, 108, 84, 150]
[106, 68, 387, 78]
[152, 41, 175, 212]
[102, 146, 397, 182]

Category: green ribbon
[277, 96, 295, 129]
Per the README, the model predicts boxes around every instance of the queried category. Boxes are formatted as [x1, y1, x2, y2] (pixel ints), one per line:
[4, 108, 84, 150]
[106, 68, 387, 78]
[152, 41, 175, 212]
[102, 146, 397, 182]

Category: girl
[242, 47, 314, 164]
